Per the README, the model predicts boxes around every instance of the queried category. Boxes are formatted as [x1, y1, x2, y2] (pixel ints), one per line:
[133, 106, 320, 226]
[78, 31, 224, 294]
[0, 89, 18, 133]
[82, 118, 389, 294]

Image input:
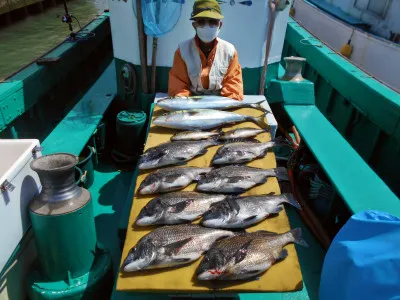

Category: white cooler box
[0, 139, 42, 272]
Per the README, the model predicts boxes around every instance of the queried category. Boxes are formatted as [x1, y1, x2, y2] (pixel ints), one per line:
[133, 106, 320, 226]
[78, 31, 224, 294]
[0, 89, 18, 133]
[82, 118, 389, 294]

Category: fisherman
[168, 0, 244, 100]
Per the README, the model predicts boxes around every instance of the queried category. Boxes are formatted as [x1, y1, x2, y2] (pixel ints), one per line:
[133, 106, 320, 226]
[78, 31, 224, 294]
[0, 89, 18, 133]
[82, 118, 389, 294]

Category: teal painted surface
[285, 18, 400, 135]
[268, 79, 315, 105]
[29, 199, 97, 281]
[42, 60, 117, 156]
[285, 105, 400, 216]
[88, 163, 134, 275]
[27, 250, 112, 300]
[284, 18, 400, 197]
[0, 81, 23, 131]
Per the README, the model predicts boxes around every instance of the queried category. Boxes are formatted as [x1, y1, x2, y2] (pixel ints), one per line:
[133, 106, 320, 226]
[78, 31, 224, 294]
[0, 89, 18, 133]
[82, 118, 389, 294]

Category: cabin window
[354, 0, 391, 18]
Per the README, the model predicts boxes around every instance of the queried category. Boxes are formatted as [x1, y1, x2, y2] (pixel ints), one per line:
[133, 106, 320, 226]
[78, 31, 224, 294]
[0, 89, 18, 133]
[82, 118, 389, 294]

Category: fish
[219, 127, 265, 140]
[196, 228, 308, 280]
[196, 165, 289, 193]
[138, 167, 212, 194]
[171, 130, 220, 141]
[212, 138, 288, 165]
[201, 193, 301, 228]
[156, 96, 269, 112]
[122, 224, 234, 272]
[135, 191, 228, 226]
[138, 140, 219, 170]
[153, 109, 270, 131]
[196, 230, 277, 280]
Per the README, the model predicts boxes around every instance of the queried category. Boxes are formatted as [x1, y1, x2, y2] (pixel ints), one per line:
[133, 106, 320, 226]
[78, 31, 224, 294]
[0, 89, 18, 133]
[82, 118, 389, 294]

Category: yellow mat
[117, 107, 303, 293]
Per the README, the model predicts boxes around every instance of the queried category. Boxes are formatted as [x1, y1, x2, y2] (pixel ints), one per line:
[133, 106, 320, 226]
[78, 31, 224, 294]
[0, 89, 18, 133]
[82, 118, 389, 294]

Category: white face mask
[196, 25, 220, 43]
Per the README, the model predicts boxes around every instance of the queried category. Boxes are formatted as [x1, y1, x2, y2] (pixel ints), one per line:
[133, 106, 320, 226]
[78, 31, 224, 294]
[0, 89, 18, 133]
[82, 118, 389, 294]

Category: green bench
[42, 59, 117, 155]
[268, 76, 400, 216]
[285, 105, 400, 216]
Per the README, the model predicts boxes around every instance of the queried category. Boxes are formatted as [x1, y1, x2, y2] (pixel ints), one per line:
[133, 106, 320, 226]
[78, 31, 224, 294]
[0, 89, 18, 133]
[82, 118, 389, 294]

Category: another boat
[0, 0, 400, 299]
[291, 0, 400, 91]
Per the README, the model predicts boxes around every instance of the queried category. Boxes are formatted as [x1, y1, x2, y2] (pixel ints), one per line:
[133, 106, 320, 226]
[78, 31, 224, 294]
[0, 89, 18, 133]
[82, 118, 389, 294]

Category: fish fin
[227, 176, 245, 184]
[194, 173, 208, 182]
[261, 148, 271, 157]
[243, 215, 258, 222]
[276, 249, 289, 261]
[175, 157, 188, 161]
[226, 198, 241, 215]
[233, 240, 252, 264]
[163, 174, 184, 184]
[274, 167, 289, 181]
[250, 113, 271, 131]
[198, 148, 208, 155]
[255, 230, 279, 236]
[167, 200, 193, 213]
[282, 193, 302, 210]
[207, 135, 223, 145]
[164, 238, 193, 256]
[290, 228, 309, 247]
[270, 205, 283, 214]
[272, 136, 295, 148]
[177, 219, 192, 224]
[173, 258, 192, 263]
[249, 100, 272, 114]
[232, 187, 247, 193]
[232, 229, 248, 235]
[223, 137, 261, 144]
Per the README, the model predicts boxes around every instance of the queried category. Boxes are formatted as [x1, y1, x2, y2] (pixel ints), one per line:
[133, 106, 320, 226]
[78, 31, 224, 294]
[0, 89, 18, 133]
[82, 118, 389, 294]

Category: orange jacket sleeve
[221, 50, 244, 101]
[168, 49, 191, 97]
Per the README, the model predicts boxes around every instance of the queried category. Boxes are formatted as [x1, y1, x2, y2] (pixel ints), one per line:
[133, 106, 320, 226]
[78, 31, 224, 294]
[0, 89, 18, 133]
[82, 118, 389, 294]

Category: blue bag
[133, 0, 184, 37]
[320, 210, 400, 300]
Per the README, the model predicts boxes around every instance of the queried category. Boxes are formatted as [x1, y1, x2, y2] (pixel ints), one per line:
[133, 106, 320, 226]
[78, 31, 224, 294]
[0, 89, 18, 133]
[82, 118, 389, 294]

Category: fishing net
[132, 0, 184, 37]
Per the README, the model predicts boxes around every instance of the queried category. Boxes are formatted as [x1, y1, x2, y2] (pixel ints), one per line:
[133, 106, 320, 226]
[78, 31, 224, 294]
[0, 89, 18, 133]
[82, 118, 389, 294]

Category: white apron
[179, 38, 235, 95]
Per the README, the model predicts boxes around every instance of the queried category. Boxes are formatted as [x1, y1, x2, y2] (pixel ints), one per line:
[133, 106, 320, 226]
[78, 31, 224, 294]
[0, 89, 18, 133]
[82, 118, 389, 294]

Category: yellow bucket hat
[190, 0, 224, 20]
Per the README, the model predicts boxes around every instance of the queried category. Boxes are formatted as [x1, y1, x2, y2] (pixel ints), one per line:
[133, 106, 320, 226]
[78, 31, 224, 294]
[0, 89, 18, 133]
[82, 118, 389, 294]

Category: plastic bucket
[115, 110, 147, 157]
[74, 166, 85, 186]
[77, 146, 95, 188]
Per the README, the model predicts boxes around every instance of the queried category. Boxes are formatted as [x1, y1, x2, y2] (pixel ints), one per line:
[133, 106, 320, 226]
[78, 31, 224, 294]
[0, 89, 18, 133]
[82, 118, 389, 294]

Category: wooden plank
[117, 106, 303, 293]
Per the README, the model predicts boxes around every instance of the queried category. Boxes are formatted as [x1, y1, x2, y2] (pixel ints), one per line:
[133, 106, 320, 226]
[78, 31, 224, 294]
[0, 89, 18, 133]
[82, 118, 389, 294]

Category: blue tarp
[320, 210, 400, 299]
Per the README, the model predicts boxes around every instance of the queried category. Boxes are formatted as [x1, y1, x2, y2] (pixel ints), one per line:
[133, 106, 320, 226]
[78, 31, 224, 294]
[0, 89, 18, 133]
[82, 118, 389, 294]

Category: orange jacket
[168, 37, 244, 100]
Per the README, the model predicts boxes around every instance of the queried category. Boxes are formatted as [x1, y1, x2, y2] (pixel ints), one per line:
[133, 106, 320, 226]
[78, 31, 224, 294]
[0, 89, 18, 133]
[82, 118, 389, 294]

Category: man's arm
[221, 50, 244, 101]
[168, 49, 191, 97]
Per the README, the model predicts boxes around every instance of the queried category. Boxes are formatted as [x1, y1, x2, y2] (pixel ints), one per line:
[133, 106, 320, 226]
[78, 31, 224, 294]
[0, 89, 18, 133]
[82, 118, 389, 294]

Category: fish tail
[272, 136, 296, 148]
[249, 101, 272, 114]
[282, 193, 302, 210]
[251, 113, 271, 131]
[290, 228, 309, 247]
[274, 167, 289, 181]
